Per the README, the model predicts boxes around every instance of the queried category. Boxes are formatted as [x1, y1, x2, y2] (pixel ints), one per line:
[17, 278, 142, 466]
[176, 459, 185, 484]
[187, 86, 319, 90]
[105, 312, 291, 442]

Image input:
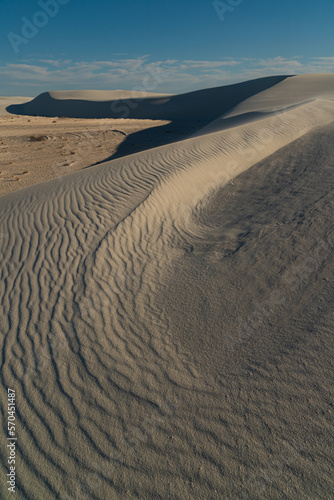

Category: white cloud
[181, 60, 240, 69]
[0, 56, 333, 95]
[38, 59, 72, 67]
[313, 57, 334, 62]
[260, 58, 302, 66]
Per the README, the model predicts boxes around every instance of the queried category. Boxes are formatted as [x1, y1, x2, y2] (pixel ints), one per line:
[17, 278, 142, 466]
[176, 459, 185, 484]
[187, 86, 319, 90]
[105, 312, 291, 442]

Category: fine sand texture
[1, 75, 334, 499]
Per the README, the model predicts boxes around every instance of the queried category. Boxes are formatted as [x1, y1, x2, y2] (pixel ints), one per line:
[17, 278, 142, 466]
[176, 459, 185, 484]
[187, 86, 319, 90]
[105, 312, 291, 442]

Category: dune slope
[1, 74, 334, 499]
[6, 76, 289, 120]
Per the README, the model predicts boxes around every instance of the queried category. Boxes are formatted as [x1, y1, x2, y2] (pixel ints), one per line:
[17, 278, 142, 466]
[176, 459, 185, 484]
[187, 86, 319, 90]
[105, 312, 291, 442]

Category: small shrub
[29, 135, 47, 142]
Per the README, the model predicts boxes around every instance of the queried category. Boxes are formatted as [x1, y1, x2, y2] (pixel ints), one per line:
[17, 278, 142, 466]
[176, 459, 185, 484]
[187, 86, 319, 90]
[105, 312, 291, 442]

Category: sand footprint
[0, 170, 29, 182]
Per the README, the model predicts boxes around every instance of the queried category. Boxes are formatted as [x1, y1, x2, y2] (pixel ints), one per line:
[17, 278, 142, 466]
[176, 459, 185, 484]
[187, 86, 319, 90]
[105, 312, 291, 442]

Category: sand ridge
[1, 74, 334, 499]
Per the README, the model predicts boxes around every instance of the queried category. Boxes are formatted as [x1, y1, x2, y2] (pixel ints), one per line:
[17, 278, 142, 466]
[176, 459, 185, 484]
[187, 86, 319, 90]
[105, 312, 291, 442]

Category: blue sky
[1, 0, 334, 96]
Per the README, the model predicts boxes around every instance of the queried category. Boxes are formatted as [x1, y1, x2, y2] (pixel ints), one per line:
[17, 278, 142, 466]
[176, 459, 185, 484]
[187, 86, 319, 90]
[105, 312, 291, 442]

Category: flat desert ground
[0, 75, 334, 499]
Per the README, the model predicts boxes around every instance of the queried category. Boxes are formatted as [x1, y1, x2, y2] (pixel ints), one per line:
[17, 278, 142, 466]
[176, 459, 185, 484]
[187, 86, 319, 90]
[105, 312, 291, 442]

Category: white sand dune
[0, 96, 33, 115]
[48, 89, 172, 100]
[1, 75, 334, 499]
[6, 75, 289, 120]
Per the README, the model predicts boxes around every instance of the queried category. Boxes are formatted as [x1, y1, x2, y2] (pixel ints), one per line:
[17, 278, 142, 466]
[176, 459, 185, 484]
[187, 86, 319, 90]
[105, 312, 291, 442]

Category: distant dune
[0, 96, 32, 115]
[6, 75, 290, 120]
[1, 74, 334, 499]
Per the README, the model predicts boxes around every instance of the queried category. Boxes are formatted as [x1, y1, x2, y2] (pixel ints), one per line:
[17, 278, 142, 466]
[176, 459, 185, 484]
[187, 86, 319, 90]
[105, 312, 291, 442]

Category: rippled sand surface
[1, 75, 334, 499]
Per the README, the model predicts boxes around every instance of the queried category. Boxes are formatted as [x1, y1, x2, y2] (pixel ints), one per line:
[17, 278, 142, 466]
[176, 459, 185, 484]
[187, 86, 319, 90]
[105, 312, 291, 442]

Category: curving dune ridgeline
[1, 74, 334, 499]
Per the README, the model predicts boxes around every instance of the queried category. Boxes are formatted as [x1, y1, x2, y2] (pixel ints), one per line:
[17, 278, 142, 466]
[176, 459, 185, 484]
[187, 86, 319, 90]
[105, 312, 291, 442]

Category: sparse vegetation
[29, 135, 47, 142]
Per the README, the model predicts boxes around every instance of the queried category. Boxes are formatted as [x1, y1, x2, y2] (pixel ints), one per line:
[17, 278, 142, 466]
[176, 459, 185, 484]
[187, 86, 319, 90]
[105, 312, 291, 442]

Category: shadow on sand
[6, 75, 292, 163]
